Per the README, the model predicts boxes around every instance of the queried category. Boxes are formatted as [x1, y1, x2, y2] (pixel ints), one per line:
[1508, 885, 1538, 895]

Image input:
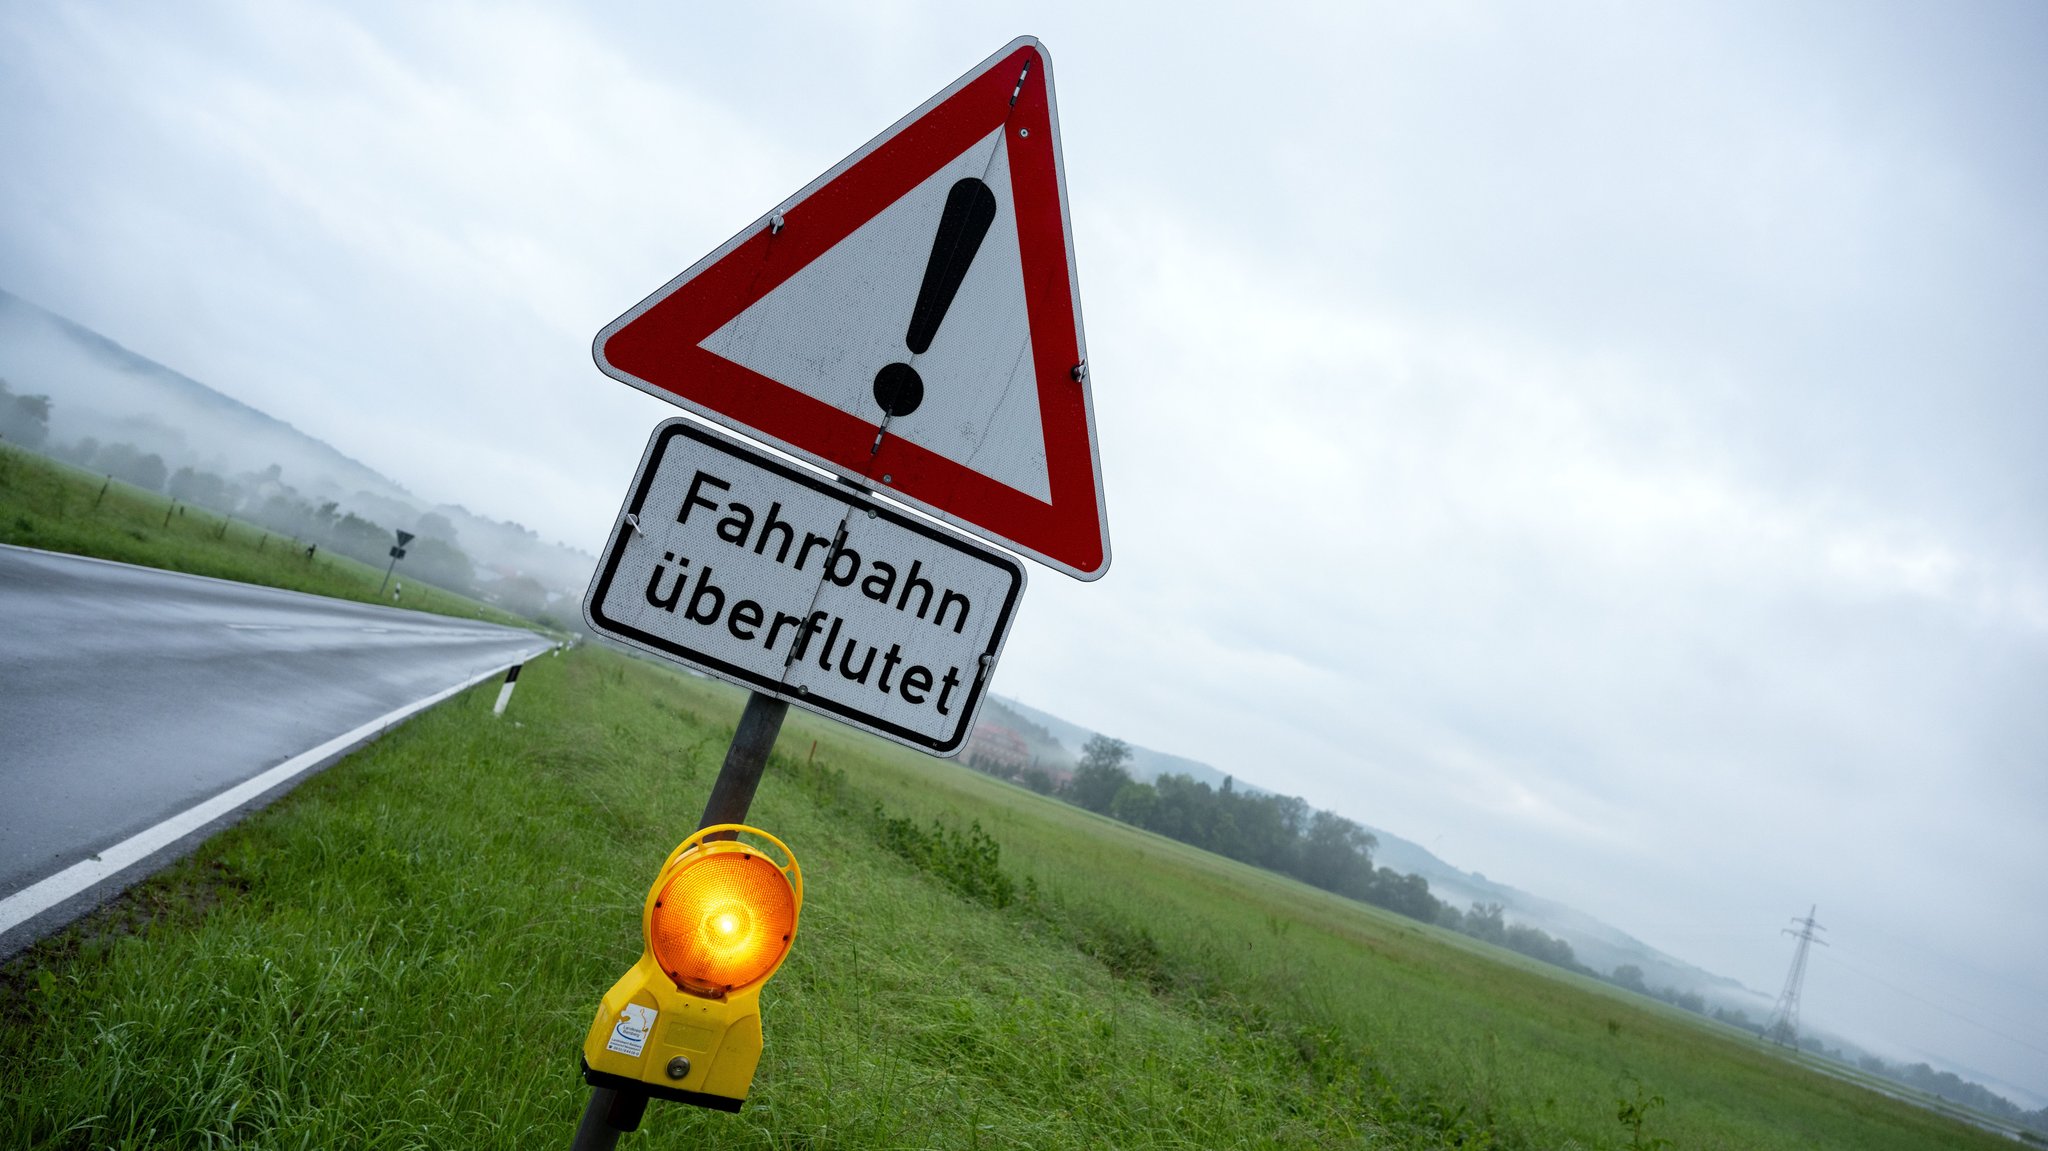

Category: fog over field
[0, 290, 595, 606]
[2, 0, 2042, 1109]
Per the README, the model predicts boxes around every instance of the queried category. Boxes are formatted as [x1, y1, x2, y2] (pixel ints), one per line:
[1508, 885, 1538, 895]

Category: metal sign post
[572, 691, 789, 1150]
[378, 529, 415, 596]
[567, 34, 1110, 1147]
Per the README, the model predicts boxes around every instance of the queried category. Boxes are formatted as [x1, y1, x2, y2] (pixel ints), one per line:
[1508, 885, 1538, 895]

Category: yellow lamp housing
[581, 824, 803, 1112]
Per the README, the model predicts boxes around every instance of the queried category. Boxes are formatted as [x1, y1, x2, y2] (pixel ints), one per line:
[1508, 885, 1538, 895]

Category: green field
[0, 442, 533, 629]
[0, 638, 2011, 1150]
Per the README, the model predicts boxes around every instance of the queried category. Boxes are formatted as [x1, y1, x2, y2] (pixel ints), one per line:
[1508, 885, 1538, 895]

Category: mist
[0, 288, 595, 615]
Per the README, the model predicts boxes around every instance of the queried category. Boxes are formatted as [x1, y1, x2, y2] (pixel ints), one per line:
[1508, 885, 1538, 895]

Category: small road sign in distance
[594, 36, 1109, 581]
[583, 420, 1025, 755]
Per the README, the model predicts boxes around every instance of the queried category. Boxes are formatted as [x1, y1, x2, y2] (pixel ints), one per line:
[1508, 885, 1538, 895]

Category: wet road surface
[0, 544, 550, 943]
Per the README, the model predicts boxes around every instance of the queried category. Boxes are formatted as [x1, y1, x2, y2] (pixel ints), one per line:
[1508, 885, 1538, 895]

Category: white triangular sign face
[700, 129, 1050, 502]
[593, 37, 1108, 580]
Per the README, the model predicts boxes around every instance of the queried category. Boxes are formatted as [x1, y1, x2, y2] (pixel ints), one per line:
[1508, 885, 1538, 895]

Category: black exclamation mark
[872, 177, 999, 418]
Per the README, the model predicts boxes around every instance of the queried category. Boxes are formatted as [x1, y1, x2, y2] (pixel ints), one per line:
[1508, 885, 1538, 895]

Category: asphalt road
[0, 544, 550, 946]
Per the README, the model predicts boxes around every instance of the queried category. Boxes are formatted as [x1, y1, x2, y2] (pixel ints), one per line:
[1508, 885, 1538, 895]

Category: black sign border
[585, 419, 1026, 755]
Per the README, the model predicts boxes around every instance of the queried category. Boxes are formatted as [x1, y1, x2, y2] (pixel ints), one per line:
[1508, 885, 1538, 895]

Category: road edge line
[0, 644, 551, 939]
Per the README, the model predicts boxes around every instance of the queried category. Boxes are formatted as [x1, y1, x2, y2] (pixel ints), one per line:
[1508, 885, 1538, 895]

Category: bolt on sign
[585, 419, 1024, 755]
[593, 35, 1109, 581]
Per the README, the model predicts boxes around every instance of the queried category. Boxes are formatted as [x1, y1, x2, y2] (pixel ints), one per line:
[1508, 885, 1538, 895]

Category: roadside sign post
[572, 692, 790, 1151]
[378, 529, 415, 596]
[490, 663, 524, 717]
[571, 34, 1108, 1148]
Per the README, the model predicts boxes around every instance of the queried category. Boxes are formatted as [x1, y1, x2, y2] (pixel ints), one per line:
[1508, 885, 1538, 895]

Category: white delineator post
[493, 663, 523, 717]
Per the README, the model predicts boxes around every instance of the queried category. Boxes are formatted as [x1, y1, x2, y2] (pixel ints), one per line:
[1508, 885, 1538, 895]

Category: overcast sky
[4, 0, 2043, 1107]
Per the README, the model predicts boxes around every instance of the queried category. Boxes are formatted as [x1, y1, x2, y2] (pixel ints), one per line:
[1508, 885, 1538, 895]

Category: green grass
[0, 442, 533, 629]
[0, 646, 2012, 1150]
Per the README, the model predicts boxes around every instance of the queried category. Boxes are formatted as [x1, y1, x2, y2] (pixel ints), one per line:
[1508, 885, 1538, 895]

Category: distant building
[966, 722, 1031, 777]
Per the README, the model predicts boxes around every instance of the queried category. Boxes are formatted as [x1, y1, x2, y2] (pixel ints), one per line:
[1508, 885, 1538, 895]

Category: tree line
[981, 729, 2048, 1132]
[974, 732, 1594, 974]
[1853, 1055, 2048, 1135]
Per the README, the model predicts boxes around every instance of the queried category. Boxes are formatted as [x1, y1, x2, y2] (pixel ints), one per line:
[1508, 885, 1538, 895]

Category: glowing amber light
[649, 851, 798, 995]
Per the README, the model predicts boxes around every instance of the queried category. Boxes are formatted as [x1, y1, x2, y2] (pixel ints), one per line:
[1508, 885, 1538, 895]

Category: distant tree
[494, 574, 550, 620]
[1207, 804, 1247, 861]
[1714, 1007, 1756, 1033]
[328, 511, 392, 564]
[254, 492, 317, 538]
[1146, 773, 1208, 842]
[1299, 810, 1376, 896]
[0, 378, 51, 448]
[415, 511, 458, 542]
[1078, 734, 1132, 774]
[1224, 789, 1298, 871]
[405, 536, 476, 593]
[1463, 902, 1507, 945]
[167, 466, 230, 510]
[1064, 735, 1135, 814]
[1109, 780, 1159, 827]
[94, 442, 168, 491]
[1886, 1060, 2032, 1120]
[966, 753, 1018, 781]
[237, 464, 288, 509]
[1067, 765, 1131, 815]
[1020, 733, 1582, 955]
[58, 435, 100, 466]
[1272, 794, 1310, 841]
[1610, 964, 1649, 994]
[1018, 767, 1055, 795]
[1366, 867, 1445, 923]
[1500, 922, 1580, 970]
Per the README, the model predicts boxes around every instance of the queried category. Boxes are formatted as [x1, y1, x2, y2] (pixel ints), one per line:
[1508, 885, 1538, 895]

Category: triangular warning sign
[593, 37, 1109, 580]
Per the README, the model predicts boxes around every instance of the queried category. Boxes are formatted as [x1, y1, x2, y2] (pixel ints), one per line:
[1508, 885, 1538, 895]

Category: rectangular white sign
[583, 419, 1025, 755]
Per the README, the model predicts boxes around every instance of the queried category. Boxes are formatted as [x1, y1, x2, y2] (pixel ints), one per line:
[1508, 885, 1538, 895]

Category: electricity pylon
[1765, 905, 1826, 1046]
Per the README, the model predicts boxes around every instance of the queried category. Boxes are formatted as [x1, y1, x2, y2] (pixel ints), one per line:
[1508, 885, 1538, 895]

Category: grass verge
[0, 646, 2012, 1150]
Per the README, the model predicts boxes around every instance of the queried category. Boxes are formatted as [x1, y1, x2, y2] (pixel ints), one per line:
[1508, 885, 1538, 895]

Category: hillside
[0, 287, 594, 599]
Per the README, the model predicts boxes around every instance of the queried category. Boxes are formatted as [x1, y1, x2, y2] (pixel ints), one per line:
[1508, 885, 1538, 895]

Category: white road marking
[0, 646, 549, 937]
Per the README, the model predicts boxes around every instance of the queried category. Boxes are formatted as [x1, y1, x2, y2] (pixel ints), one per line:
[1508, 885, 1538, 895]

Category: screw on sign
[570, 36, 1104, 1151]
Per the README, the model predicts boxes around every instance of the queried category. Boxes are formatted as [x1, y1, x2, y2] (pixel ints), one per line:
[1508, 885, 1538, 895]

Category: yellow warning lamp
[581, 824, 802, 1111]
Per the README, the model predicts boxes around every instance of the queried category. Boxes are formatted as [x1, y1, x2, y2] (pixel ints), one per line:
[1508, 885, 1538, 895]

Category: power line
[1815, 948, 2048, 1061]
